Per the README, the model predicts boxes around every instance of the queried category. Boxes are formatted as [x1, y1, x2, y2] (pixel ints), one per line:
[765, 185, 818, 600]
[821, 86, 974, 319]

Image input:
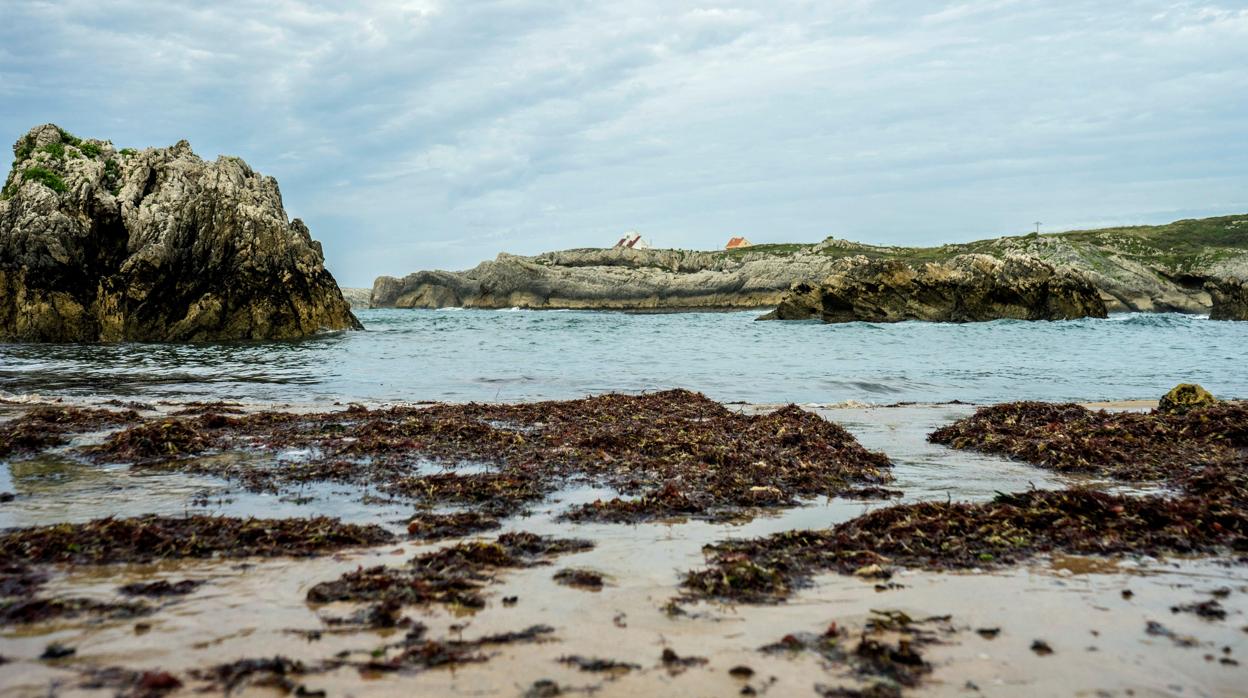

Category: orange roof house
[725, 236, 753, 249]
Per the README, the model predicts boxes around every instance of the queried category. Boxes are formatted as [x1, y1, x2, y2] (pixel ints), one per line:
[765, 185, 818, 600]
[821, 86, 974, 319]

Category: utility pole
[1034, 221, 1042, 235]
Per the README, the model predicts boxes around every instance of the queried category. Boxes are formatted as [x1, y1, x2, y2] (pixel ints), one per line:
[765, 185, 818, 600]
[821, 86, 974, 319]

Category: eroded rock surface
[1206, 277, 1248, 320]
[0, 124, 360, 341]
[760, 254, 1107, 323]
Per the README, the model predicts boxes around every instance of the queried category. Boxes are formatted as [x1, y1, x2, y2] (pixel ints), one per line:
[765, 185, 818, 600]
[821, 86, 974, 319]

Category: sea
[1, 309, 1245, 405]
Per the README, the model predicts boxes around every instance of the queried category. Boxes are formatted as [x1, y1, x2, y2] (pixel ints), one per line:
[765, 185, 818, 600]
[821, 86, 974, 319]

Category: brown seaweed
[84, 390, 892, 521]
[0, 515, 393, 565]
[308, 532, 593, 611]
[681, 489, 1248, 603]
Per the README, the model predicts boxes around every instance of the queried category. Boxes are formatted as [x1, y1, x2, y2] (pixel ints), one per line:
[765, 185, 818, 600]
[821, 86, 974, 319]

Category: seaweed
[558, 655, 640, 673]
[84, 390, 892, 521]
[0, 405, 138, 457]
[308, 532, 592, 611]
[0, 597, 152, 626]
[406, 511, 501, 540]
[681, 489, 1248, 604]
[0, 515, 393, 565]
[78, 667, 183, 698]
[767, 611, 951, 694]
[928, 400, 1248, 483]
[552, 568, 604, 590]
[118, 579, 205, 597]
[90, 418, 208, 462]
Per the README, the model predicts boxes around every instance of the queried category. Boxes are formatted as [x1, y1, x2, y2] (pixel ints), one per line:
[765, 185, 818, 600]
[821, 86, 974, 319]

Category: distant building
[725, 236, 753, 249]
[614, 231, 652, 249]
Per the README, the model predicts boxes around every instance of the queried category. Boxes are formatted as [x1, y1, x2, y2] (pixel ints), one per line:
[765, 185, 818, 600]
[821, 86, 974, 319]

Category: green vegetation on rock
[21, 166, 67, 193]
[79, 142, 103, 158]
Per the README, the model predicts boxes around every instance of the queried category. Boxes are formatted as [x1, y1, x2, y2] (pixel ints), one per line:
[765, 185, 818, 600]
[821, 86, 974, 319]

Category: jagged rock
[1158, 384, 1218, 414]
[0, 124, 360, 341]
[760, 254, 1107, 323]
[1206, 277, 1248, 321]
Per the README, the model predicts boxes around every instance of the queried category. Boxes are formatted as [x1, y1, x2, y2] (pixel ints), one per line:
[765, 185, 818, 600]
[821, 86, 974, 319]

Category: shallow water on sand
[1, 310, 1246, 405]
[4, 404, 1245, 697]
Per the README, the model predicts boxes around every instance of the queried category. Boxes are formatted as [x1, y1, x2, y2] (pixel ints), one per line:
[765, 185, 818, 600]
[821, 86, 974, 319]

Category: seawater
[0, 309, 1245, 404]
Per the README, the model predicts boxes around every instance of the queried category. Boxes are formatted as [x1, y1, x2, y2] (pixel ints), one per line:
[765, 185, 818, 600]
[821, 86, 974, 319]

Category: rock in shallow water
[0, 124, 360, 341]
[759, 254, 1107, 323]
[1206, 277, 1248, 321]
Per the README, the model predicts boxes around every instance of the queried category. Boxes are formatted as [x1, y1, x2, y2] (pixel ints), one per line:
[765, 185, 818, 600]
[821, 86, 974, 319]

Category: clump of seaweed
[406, 511, 501, 541]
[83, 390, 892, 521]
[308, 532, 592, 611]
[0, 515, 393, 565]
[681, 489, 1248, 604]
[0, 405, 138, 457]
[118, 579, 205, 597]
[90, 418, 208, 462]
[77, 666, 184, 698]
[928, 400, 1248, 483]
[553, 568, 605, 590]
[558, 655, 640, 673]
[0, 597, 152, 626]
[768, 611, 952, 695]
[190, 656, 312, 694]
[364, 624, 555, 673]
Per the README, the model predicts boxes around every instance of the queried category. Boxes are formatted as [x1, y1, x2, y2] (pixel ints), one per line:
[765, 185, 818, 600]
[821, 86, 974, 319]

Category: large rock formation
[370, 248, 837, 310]
[371, 215, 1248, 314]
[0, 124, 360, 341]
[758, 254, 1108, 323]
[1206, 277, 1248, 320]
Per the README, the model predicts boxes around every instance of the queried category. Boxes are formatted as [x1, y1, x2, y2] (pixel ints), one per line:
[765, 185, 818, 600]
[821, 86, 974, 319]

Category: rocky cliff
[0, 124, 360, 342]
[371, 215, 1248, 315]
[759, 254, 1108, 323]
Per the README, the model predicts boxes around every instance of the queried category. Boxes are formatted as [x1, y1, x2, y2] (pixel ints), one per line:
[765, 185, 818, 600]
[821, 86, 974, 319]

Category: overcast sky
[2, 1, 1246, 286]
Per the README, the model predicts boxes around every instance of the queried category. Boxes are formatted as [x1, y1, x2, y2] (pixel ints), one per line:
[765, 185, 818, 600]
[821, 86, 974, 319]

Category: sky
[1, 1, 1246, 287]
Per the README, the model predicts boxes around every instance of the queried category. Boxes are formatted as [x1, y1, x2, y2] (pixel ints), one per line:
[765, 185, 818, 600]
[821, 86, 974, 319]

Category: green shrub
[41, 142, 65, 159]
[119, 148, 137, 157]
[22, 166, 68, 193]
[79, 142, 103, 158]
[14, 135, 36, 161]
[0, 180, 16, 199]
[56, 127, 82, 147]
[103, 158, 122, 194]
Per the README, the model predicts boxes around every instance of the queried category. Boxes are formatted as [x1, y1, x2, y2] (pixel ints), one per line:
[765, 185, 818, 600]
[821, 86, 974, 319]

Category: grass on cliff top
[709, 214, 1248, 268]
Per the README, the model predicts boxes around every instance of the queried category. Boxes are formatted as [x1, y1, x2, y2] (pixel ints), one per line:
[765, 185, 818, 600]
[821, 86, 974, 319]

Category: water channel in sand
[1, 403, 1245, 696]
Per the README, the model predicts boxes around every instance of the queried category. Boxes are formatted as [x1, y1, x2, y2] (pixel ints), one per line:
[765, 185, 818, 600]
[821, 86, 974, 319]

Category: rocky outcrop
[0, 124, 360, 342]
[1158, 384, 1218, 414]
[1206, 277, 1248, 320]
[758, 255, 1107, 323]
[370, 248, 839, 311]
[339, 288, 372, 310]
[371, 215, 1248, 314]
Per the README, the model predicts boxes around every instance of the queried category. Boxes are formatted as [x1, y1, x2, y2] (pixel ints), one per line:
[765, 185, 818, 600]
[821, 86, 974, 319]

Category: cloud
[1, 0, 1245, 285]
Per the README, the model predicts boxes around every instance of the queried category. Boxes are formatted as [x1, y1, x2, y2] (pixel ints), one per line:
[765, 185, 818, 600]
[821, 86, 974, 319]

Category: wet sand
[1, 402, 1244, 696]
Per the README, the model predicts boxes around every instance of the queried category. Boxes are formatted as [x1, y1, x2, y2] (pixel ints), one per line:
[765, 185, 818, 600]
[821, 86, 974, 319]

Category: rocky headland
[371, 215, 1248, 319]
[758, 254, 1107, 322]
[0, 124, 360, 342]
